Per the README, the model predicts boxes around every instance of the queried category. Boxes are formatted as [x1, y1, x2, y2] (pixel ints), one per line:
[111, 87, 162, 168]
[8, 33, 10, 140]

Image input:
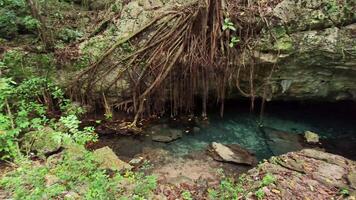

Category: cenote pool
[96, 100, 356, 161]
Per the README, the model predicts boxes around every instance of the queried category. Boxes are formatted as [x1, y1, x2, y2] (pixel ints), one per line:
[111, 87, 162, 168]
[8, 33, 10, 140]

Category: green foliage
[58, 28, 83, 43]
[181, 190, 193, 200]
[0, 73, 157, 199]
[2, 49, 56, 80]
[0, 150, 137, 200]
[222, 18, 236, 31]
[229, 36, 240, 48]
[222, 18, 241, 48]
[255, 188, 265, 200]
[140, 160, 153, 171]
[0, 0, 40, 38]
[59, 115, 97, 145]
[207, 188, 218, 200]
[260, 173, 275, 187]
[0, 9, 18, 38]
[207, 171, 277, 200]
[339, 188, 349, 196]
[0, 77, 20, 159]
[121, 42, 134, 53]
[133, 174, 157, 197]
[22, 16, 40, 31]
[0, 76, 88, 159]
[208, 170, 247, 200]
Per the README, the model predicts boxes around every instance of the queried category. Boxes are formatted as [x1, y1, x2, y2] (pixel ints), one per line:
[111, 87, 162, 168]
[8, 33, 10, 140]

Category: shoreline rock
[149, 125, 183, 143]
[304, 130, 320, 143]
[208, 142, 257, 166]
[93, 146, 132, 171]
[242, 149, 356, 199]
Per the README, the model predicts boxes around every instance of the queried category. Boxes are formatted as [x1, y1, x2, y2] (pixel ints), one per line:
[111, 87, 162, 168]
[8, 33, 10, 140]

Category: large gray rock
[151, 129, 182, 143]
[93, 146, 132, 171]
[208, 142, 257, 166]
[242, 149, 356, 199]
[21, 127, 62, 156]
[348, 172, 356, 190]
[260, 127, 304, 156]
[249, 0, 356, 101]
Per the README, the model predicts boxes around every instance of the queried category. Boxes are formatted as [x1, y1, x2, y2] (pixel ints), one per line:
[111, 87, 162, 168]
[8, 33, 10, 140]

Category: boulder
[64, 191, 80, 200]
[21, 127, 62, 156]
[208, 142, 257, 166]
[242, 149, 356, 199]
[248, 0, 356, 102]
[151, 126, 182, 143]
[93, 146, 132, 171]
[260, 126, 304, 156]
[348, 172, 356, 190]
[304, 131, 320, 143]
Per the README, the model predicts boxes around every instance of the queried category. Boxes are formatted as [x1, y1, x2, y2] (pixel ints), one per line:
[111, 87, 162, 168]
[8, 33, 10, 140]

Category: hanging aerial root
[71, 0, 281, 130]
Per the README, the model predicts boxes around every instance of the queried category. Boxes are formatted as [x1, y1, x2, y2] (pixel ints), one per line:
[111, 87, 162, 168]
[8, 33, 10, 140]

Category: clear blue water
[98, 101, 356, 161]
[161, 101, 356, 160]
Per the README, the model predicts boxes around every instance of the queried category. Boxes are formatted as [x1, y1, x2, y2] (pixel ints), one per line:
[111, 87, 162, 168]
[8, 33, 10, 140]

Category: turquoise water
[98, 101, 356, 161]
[162, 101, 356, 160]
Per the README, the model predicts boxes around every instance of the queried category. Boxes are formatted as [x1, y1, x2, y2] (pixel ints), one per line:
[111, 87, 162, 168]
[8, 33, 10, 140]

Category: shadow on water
[95, 100, 356, 161]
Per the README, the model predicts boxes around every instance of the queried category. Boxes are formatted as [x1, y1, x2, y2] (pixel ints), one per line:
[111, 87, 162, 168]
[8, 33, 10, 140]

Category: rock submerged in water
[150, 125, 183, 143]
[208, 142, 257, 166]
[260, 126, 304, 156]
[304, 131, 320, 143]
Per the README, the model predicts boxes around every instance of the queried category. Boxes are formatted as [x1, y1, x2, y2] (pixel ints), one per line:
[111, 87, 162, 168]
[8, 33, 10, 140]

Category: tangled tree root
[71, 0, 281, 129]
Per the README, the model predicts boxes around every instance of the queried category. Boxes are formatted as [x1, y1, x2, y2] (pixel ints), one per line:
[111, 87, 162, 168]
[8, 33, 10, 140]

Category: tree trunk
[25, 0, 54, 51]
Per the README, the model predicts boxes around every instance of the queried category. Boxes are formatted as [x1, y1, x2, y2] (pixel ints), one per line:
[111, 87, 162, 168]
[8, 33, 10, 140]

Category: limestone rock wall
[76, 0, 356, 102]
[251, 0, 356, 101]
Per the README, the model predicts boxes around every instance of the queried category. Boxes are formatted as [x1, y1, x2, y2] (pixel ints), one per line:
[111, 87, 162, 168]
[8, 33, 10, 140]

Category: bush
[2, 49, 55, 80]
[0, 147, 158, 199]
[0, 75, 158, 199]
[58, 28, 83, 43]
[0, 9, 18, 38]
[0, 0, 42, 39]
[0, 77, 81, 159]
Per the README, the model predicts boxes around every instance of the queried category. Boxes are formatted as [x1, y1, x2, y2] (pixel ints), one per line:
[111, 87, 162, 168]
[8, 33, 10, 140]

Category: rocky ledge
[243, 149, 356, 199]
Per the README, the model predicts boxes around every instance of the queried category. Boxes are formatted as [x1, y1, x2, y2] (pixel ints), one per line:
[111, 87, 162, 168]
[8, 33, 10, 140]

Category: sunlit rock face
[74, 0, 356, 103]
[248, 0, 356, 101]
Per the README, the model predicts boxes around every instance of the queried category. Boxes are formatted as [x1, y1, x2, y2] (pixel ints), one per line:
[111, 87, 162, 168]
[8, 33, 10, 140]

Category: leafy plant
[339, 188, 349, 196]
[0, 76, 90, 159]
[59, 115, 97, 145]
[133, 173, 157, 197]
[181, 190, 193, 200]
[207, 188, 218, 199]
[58, 28, 83, 42]
[260, 173, 275, 187]
[255, 188, 265, 200]
[2, 49, 56, 79]
[0, 9, 18, 38]
[22, 15, 40, 31]
[1, 150, 129, 199]
[229, 36, 240, 48]
[222, 18, 236, 31]
[0, 0, 41, 38]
